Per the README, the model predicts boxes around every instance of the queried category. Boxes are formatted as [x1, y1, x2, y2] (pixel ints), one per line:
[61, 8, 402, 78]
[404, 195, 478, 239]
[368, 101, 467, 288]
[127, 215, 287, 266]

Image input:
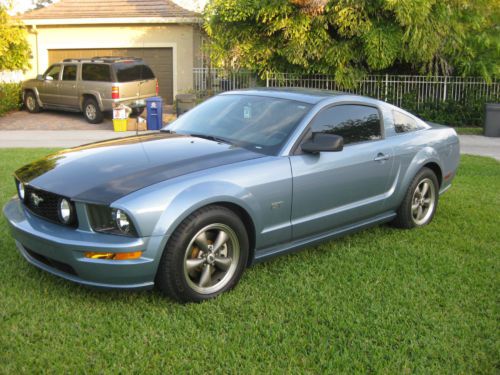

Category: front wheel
[392, 167, 439, 229]
[24, 91, 41, 113]
[83, 97, 103, 124]
[156, 206, 249, 302]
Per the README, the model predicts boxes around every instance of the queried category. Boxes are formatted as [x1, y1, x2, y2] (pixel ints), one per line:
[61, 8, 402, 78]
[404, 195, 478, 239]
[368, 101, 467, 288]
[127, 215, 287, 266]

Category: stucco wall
[24, 23, 198, 96]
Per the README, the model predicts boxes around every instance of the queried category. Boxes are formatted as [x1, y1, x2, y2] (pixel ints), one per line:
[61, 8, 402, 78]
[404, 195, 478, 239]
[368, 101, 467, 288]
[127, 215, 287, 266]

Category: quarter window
[44, 65, 61, 80]
[393, 111, 420, 133]
[311, 105, 382, 144]
[82, 64, 112, 82]
[62, 65, 77, 81]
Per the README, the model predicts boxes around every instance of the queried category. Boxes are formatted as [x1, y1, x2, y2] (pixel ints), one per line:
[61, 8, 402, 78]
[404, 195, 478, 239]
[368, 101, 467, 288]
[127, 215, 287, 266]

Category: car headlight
[87, 204, 137, 237]
[58, 198, 74, 224]
[17, 180, 25, 200]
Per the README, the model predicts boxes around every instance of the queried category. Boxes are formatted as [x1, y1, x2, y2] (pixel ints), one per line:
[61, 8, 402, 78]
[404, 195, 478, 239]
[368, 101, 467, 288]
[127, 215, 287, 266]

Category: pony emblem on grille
[31, 193, 44, 207]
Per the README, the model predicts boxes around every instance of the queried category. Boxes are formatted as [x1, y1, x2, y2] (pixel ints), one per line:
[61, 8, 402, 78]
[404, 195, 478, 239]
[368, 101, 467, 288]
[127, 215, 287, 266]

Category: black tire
[24, 91, 41, 113]
[156, 205, 249, 303]
[83, 97, 103, 124]
[130, 107, 145, 117]
[392, 167, 439, 229]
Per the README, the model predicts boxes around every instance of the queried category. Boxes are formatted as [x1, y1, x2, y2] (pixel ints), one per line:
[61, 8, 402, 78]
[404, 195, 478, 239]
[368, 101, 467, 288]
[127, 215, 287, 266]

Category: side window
[81, 64, 112, 82]
[44, 65, 61, 80]
[393, 111, 420, 133]
[62, 65, 77, 81]
[311, 104, 382, 144]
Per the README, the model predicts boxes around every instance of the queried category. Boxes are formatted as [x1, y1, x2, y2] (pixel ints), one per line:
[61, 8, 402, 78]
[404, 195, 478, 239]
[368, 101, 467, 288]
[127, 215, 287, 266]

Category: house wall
[24, 23, 200, 96]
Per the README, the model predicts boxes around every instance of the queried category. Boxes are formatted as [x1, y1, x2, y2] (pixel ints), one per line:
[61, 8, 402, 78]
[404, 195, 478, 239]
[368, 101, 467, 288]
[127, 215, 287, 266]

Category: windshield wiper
[189, 133, 234, 145]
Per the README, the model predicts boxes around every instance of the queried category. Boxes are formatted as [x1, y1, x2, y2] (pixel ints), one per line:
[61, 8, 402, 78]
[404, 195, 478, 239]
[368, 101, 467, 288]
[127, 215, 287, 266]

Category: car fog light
[59, 198, 72, 224]
[85, 251, 142, 260]
[17, 181, 25, 200]
[114, 209, 131, 233]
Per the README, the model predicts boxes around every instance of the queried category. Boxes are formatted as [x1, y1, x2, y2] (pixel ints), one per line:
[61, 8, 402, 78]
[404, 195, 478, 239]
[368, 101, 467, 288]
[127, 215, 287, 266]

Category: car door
[58, 64, 79, 108]
[289, 103, 396, 239]
[38, 64, 61, 106]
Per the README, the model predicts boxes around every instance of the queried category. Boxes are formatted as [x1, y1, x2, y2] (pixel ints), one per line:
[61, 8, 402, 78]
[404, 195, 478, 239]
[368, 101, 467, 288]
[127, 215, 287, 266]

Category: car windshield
[166, 94, 312, 155]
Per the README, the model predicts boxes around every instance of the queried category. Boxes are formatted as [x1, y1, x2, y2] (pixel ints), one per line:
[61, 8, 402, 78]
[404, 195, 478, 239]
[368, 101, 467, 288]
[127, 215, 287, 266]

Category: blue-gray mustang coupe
[4, 89, 460, 302]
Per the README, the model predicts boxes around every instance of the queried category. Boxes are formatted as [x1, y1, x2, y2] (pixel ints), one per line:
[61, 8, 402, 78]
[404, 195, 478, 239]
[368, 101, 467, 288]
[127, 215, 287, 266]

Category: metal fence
[193, 68, 499, 108]
[267, 73, 500, 108]
[193, 68, 262, 98]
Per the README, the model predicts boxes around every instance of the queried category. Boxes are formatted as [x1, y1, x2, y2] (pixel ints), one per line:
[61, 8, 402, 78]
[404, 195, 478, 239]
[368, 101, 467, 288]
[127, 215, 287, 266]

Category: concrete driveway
[459, 135, 500, 161]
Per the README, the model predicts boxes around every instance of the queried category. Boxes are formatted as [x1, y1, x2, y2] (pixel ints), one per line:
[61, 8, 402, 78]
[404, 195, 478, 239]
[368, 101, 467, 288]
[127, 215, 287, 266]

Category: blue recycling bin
[145, 96, 164, 130]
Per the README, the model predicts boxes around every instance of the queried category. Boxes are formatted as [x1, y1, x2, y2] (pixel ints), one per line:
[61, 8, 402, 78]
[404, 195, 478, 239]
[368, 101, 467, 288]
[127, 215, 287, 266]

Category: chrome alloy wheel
[411, 178, 436, 225]
[183, 223, 240, 294]
[85, 103, 97, 120]
[26, 95, 36, 111]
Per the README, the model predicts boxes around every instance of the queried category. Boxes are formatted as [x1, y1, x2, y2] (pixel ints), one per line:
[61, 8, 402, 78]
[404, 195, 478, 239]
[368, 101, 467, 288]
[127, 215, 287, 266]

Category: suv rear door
[58, 64, 79, 108]
[112, 63, 156, 102]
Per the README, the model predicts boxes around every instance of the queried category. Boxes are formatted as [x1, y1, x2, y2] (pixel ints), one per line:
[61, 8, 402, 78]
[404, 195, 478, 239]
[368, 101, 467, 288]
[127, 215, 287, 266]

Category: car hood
[15, 133, 264, 204]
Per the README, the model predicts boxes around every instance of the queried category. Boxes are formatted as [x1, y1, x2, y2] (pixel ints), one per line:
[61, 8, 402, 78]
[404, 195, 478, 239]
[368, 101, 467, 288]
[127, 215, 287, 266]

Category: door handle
[374, 153, 391, 162]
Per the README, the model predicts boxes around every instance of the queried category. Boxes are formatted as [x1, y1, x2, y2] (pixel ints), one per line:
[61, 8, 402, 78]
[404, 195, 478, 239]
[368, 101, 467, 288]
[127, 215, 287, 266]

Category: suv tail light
[155, 80, 159, 96]
[111, 86, 120, 99]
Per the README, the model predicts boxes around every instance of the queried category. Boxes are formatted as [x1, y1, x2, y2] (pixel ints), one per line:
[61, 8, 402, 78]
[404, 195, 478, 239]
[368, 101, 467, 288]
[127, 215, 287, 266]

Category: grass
[0, 149, 498, 373]
[455, 127, 483, 135]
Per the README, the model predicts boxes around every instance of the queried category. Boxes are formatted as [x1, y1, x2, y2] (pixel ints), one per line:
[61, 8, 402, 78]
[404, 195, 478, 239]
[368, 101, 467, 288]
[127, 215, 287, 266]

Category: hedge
[0, 83, 23, 116]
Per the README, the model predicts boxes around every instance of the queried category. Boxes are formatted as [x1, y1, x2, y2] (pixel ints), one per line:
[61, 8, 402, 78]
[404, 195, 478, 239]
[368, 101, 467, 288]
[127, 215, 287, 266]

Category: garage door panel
[49, 48, 173, 104]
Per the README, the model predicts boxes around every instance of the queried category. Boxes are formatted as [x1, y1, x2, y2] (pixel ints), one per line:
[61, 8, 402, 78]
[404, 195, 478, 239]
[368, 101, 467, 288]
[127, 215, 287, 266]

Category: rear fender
[80, 91, 104, 111]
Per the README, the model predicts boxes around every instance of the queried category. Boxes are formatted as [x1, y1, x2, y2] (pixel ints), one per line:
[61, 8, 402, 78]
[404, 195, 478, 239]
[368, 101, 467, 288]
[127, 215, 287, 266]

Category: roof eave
[21, 16, 202, 26]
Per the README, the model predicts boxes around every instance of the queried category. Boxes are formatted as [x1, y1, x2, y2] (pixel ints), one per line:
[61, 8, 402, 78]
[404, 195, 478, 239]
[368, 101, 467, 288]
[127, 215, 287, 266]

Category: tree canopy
[0, 5, 31, 71]
[204, 0, 499, 84]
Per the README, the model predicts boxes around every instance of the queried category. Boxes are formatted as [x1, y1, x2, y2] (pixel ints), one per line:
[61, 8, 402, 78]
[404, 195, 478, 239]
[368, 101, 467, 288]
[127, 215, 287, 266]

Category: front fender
[23, 87, 43, 107]
[153, 181, 260, 239]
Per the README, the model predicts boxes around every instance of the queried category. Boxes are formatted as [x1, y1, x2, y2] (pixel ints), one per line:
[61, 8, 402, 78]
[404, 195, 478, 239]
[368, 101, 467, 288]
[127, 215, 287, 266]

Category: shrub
[0, 82, 22, 116]
[400, 91, 498, 127]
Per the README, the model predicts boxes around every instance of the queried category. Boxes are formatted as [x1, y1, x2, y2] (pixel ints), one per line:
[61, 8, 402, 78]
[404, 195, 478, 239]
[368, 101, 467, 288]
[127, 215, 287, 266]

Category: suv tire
[83, 97, 103, 124]
[24, 91, 41, 113]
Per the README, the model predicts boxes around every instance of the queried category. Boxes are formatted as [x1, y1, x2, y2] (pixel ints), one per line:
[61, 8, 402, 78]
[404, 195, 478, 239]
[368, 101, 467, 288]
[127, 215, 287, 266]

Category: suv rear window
[114, 63, 155, 82]
[82, 64, 112, 82]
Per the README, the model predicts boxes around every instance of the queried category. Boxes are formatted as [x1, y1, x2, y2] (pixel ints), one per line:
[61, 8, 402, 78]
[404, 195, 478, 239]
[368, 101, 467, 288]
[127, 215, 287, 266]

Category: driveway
[459, 135, 500, 161]
[0, 109, 113, 130]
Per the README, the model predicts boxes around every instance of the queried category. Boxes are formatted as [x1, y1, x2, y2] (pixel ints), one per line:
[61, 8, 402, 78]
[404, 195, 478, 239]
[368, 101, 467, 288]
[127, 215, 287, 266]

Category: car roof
[221, 87, 348, 104]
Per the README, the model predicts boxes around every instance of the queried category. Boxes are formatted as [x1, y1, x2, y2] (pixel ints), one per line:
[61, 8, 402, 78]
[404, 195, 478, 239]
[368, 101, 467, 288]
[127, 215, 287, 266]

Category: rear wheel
[156, 205, 249, 302]
[83, 97, 103, 124]
[24, 91, 41, 113]
[393, 167, 439, 229]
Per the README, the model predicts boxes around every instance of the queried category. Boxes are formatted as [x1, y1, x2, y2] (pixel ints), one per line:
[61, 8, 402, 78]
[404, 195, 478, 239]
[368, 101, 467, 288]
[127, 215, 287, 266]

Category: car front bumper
[3, 198, 165, 290]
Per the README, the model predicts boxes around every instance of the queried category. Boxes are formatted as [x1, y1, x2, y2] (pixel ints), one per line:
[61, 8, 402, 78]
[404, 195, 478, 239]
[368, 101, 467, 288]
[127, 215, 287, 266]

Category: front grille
[23, 185, 78, 227]
[25, 247, 78, 276]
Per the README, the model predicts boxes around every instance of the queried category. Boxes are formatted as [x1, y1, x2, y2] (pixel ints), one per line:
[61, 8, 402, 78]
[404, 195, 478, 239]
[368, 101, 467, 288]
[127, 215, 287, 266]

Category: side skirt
[252, 211, 397, 264]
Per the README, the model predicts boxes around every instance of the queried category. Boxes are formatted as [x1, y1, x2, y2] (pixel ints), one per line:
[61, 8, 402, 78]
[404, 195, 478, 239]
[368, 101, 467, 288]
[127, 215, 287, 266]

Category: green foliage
[0, 5, 31, 71]
[401, 91, 497, 127]
[0, 150, 498, 373]
[0, 82, 22, 116]
[205, 0, 499, 86]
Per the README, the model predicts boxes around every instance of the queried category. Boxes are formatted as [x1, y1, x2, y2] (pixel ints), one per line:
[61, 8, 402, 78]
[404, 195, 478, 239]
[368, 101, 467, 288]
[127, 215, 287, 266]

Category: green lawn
[0, 149, 498, 373]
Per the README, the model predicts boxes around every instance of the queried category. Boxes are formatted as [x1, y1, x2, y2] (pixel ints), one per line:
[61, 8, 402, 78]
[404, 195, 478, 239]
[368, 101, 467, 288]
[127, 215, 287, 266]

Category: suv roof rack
[91, 56, 143, 63]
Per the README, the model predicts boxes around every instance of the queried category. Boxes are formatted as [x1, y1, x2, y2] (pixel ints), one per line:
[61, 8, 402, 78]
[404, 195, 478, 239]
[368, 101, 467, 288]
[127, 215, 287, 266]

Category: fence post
[266, 72, 269, 88]
[384, 74, 388, 102]
[443, 76, 447, 102]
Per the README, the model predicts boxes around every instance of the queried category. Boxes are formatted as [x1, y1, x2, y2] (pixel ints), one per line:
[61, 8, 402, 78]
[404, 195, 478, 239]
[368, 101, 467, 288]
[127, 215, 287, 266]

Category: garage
[48, 48, 174, 104]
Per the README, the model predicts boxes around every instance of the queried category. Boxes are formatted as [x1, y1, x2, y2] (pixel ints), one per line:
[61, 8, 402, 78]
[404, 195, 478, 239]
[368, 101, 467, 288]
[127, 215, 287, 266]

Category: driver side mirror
[44, 76, 53, 81]
[301, 133, 344, 154]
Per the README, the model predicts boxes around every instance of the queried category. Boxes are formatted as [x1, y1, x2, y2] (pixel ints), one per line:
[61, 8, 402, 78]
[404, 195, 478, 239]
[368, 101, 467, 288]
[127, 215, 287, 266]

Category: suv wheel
[24, 91, 41, 113]
[83, 97, 103, 124]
